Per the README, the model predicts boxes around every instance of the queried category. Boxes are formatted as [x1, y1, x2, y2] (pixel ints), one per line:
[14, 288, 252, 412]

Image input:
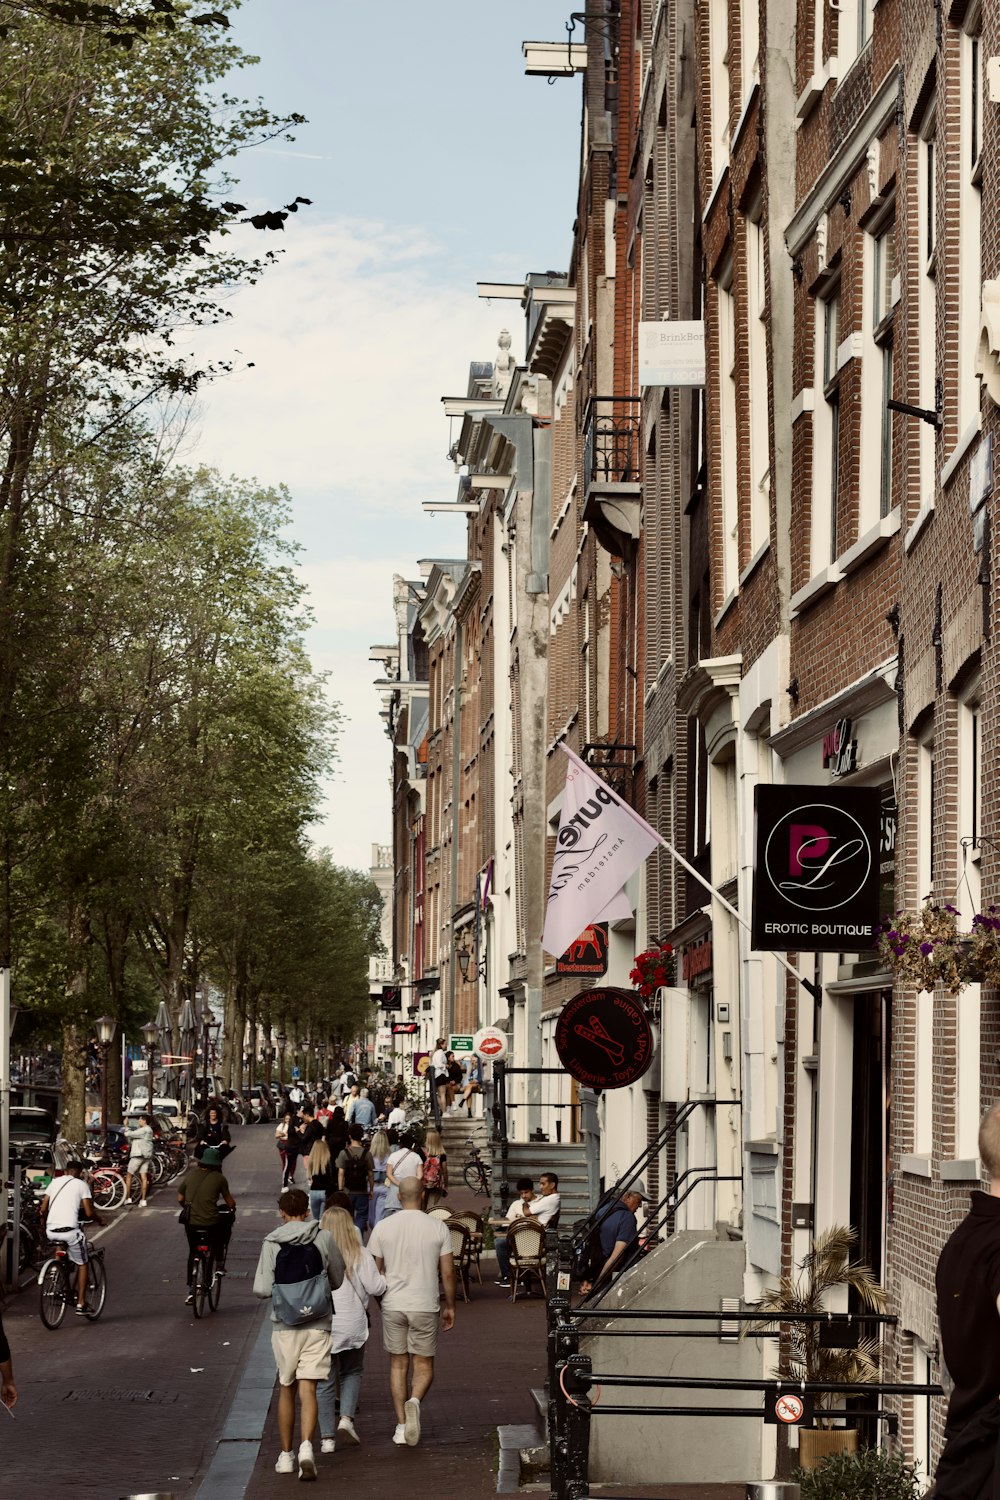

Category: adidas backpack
[272, 1238, 333, 1327]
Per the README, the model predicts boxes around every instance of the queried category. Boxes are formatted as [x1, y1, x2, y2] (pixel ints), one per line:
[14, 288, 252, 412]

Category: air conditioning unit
[660, 987, 690, 1103]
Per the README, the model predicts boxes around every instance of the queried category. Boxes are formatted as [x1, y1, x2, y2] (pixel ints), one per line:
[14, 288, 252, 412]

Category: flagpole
[654, 832, 821, 1002]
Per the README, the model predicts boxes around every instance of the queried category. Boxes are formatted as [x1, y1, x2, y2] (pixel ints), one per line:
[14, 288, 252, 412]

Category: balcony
[582, 396, 641, 559]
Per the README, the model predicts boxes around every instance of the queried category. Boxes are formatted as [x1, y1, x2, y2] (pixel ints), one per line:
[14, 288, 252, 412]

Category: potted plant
[744, 1225, 887, 1470]
[629, 940, 675, 999]
[873, 902, 968, 992]
[796, 1446, 922, 1499]
[968, 907, 1000, 988]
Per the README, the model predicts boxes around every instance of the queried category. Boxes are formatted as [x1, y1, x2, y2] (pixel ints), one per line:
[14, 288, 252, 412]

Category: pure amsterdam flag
[542, 745, 660, 959]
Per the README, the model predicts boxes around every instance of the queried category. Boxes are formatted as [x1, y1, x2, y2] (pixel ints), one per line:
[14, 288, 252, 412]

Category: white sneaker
[140, 1200, 149, 1208]
[320, 1437, 336, 1454]
[403, 1396, 421, 1446]
[392, 1423, 407, 1445]
[337, 1415, 359, 1445]
[275, 1450, 295, 1474]
[297, 1440, 316, 1480]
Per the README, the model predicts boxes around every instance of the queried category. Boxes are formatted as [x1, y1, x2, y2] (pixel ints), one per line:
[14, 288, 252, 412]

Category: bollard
[746, 1485, 801, 1500]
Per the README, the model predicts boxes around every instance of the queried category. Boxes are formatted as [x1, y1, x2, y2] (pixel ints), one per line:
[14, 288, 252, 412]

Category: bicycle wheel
[208, 1261, 223, 1311]
[191, 1252, 211, 1318]
[463, 1162, 489, 1196]
[90, 1171, 119, 1211]
[84, 1253, 107, 1320]
[149, 1153, 165, 1185]
[39, 1261, 68, 1329]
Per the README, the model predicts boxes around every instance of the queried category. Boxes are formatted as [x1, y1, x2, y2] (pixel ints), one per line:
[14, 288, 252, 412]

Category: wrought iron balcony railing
[583, 396, 641, 492]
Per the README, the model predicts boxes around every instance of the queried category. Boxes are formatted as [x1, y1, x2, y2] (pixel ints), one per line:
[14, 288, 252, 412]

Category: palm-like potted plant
[743, 1226, 887, 1470]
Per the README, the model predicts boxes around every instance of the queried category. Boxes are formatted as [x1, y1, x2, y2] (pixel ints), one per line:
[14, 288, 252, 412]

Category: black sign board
[391, 1021, 419, 1035]
[556, 923, 609, 976]
[555, 987, 654, 1089]
[764, 1388, 814, 1427]
[381, 986, 402, 1012]
[752, 785, 881, 953]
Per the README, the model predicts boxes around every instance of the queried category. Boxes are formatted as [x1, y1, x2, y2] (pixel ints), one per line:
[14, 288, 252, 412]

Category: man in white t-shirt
[368, 1177, 455, 1447]
[385, 1101, 407, 1132]
[493, 1172, 561, 1288]
[40, 1160, 100, 1315]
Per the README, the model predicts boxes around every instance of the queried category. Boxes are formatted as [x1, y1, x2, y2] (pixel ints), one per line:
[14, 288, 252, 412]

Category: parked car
[246, 1085, 274, 1122]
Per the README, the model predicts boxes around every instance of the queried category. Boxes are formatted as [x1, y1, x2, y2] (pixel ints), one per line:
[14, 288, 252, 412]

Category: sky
[186, 0, 581, 872]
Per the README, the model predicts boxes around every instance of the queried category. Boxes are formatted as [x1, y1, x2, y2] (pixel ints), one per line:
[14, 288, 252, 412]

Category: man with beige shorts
[254, 1187, 345, 1479]
[368, 1176, 456, 1446]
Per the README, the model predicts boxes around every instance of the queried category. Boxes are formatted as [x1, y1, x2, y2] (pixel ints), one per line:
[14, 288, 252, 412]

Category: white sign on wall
[639, 321, 705, 387]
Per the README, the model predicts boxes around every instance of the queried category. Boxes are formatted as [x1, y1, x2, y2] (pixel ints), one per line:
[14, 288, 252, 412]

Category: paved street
[1, 1124, 745, 1498]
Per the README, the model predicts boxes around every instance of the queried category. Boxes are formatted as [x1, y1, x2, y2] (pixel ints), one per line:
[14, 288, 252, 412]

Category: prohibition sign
[773, 1392, 805, 1425]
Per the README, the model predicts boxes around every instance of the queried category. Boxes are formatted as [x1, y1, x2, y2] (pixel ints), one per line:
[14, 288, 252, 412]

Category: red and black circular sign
[555, 987, 654, 1089]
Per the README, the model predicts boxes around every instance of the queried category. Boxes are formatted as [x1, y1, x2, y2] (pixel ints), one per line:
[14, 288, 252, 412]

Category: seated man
[493, 1173, 559, 1289]
[580, 1179, 650, 1297]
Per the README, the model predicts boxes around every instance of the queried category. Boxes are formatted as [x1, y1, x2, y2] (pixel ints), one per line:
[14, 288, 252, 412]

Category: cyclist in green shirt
[177, 1145, 236, 1301]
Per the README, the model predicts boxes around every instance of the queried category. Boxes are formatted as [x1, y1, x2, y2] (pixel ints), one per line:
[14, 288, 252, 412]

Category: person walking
[177, 1144, 236, 1298]
[430, 1038, 449, 1119]
[253, 1187, 345, 1481]
[369, 1127, 391, 1228]
[306, 1137, 338, 1222]
[337, 1123, 374, 1235]
[932, 1104, 1000, 1496]
[275, 1112, 290, 1183]
[123, 1111, 155, 1207]
[420, 1127, 448, 1211]
[324, 1104, 348, 1162]
[368, 1177, 456, 1446]
[283, 1106, 304, 1188]
[348, 1087, 377, 1133]
[316, 1205, 387, 1452]
[382, 1131, 423, 1217]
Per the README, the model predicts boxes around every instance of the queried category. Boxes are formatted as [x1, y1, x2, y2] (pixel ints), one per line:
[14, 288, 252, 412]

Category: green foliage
[796, 1446, 922, 1500]
[743, 1226, 887, 1412]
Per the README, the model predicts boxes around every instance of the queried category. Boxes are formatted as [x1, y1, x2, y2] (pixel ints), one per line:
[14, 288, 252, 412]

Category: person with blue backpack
[254, 1186, 346, 1480]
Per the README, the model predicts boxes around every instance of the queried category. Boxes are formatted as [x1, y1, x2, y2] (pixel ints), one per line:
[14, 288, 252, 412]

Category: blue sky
[188, 0, 580, 870]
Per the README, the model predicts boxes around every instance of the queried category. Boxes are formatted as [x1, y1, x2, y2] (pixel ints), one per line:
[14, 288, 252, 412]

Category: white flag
[542, 745, 660, 959]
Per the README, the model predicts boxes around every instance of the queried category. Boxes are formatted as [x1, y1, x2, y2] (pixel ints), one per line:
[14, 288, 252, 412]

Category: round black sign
[555, 987, 654, 1090]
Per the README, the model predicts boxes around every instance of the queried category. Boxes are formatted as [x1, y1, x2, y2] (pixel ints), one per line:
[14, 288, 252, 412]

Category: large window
[916, 100, 937, 510]
[957, 17, 983, 436]
[861, 216, 897, 529]
[746, 208, 770, 556]
[717, 260, 739, 598]
[811, 281, 841, 573]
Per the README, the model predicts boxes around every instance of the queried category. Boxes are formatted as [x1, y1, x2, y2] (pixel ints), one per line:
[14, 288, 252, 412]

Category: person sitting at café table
[491, 1172, 560, 1290]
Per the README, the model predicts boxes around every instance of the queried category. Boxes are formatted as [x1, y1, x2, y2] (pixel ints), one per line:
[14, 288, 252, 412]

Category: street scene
[2, 0, 1000, 1498]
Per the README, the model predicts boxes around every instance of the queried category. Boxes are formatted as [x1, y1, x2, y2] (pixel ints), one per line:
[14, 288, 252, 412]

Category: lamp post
[276, 1032, 287, 1084]
[141, 1019, 158, 1124]
[95, 1015, 117, 1145]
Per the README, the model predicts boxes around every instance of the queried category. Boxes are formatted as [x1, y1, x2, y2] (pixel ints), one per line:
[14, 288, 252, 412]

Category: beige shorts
[382, 1308, 439, 1357]
[271, 1325, 332, 1385]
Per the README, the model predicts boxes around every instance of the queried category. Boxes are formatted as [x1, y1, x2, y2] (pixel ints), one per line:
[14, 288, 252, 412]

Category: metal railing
[582, 396, 641, 491]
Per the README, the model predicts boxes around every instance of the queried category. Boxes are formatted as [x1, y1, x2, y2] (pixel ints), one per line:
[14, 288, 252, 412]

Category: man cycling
[40, 1159, 101, 1316]
[177, 1144, 236, 1302]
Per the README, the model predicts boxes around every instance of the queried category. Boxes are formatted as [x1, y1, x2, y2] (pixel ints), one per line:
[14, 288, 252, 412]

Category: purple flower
[944, 904, 959, 915]
[886, 930, 899, 944]
[920, 942, 934, 956]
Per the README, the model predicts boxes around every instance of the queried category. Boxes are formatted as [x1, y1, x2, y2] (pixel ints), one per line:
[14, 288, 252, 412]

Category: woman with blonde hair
[316, 1205, 386, 1452]
[369, 1128, 390, 1229]
[307, 1137, 337, 1221]
[421, 1126, 449, 1211]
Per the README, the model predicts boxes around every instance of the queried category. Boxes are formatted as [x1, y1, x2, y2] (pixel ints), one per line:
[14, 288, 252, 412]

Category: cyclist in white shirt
[40, 1160, 100, 1315]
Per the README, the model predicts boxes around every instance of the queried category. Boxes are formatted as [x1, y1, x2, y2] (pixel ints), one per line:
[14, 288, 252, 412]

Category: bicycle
[37, 1235, 106, 1329]
[462, 1138, 493, 1197]
[186, 1211, 232, 1318]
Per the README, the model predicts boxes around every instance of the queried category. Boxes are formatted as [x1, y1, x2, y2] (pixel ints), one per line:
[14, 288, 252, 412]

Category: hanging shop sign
[391, 1021, 419, 1036]
[555, 987, 654, 1089]
[380, 986, 403, 1012]
[556, 922, 609, 976]
[473, 1026, 508, 1060]
[638, 320, 705, 386]
[764, 1389, 814, 1427]
[821, 717, 858, 777]
[752, 785, 881, 952]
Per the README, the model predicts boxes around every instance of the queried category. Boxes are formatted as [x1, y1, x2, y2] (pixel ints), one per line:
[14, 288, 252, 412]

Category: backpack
[342, 1149, 369, 1194]
[271, 1238, 333, 1327]
[571, 1216, 606, 1284]
[423, 1153, 442, 1189]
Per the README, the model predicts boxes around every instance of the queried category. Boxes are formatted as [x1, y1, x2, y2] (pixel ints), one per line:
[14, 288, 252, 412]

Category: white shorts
[128, 1155, 152, 1177]
[271, 1325, 332, 1386]
[47, 1228, 89, 1266]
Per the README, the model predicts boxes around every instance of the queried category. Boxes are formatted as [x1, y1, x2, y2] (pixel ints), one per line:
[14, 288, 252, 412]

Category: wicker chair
[445, 1217, 473, 1302]
[449, 1209, 484, 1284]
[428, 1207, 452, 1220]
[507, 1217, 546, 1301]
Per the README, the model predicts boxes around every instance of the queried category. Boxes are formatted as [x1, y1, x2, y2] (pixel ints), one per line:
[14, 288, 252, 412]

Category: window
[811, 282, 841, 572]
[914, 731, 935, 1156]
[709, 0, 730, 178]
[823, 291, 839, 387]
[862, 217, 897, 528]
[915, 100, 937, 509]
[746, 208, 769, 555]
[958, 20, 983, 435]
[717, 261, 739, 597]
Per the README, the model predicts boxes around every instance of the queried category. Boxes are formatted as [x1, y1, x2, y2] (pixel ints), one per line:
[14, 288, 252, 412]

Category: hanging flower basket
[874, 901, 1000, 992]
[629, 941, 675, 999]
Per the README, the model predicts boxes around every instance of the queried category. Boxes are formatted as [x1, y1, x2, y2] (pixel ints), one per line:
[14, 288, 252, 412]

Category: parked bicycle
[37, 1235, 106, 1328]
[463, 1137, 493, 1196]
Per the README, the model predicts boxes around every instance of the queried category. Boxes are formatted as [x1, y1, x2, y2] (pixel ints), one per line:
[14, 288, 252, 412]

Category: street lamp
[141, 1019, 158, 1123]
[276, 1032, 287, 1083]
[95, 1015, 117, 1145]
[455, 929, 487, 984]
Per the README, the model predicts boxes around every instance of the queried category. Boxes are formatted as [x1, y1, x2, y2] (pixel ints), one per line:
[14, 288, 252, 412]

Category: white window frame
[717, 259, 740, 597]
[811, 281, 841, 573]
[745, 204, 769, 556]
[914, 731, 935, 1155]
[958, 15, 983, 436]
[916, 99, 937, 510]
[860, 214, 897, 533]
[709, 0, 730, 178]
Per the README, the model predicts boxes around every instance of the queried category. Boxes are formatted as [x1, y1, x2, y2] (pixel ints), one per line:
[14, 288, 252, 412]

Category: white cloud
[187, 218, 519, 510]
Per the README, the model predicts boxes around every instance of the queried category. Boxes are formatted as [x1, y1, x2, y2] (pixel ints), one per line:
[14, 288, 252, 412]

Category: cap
[623, 1178, 651, 1202]
[200, 1146, 223, 1167]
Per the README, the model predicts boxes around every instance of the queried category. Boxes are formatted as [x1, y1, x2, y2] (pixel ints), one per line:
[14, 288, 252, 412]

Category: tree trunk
[60, 1020, 88, 1144]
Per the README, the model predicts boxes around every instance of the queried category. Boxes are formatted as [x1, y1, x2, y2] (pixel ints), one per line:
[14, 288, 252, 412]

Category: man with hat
[584, 1179, 651, 1296]
[177, 1144, 236, 1302]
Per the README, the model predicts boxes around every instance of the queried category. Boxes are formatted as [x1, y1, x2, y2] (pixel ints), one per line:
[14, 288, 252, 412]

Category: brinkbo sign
[751, 785, 881, 952]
